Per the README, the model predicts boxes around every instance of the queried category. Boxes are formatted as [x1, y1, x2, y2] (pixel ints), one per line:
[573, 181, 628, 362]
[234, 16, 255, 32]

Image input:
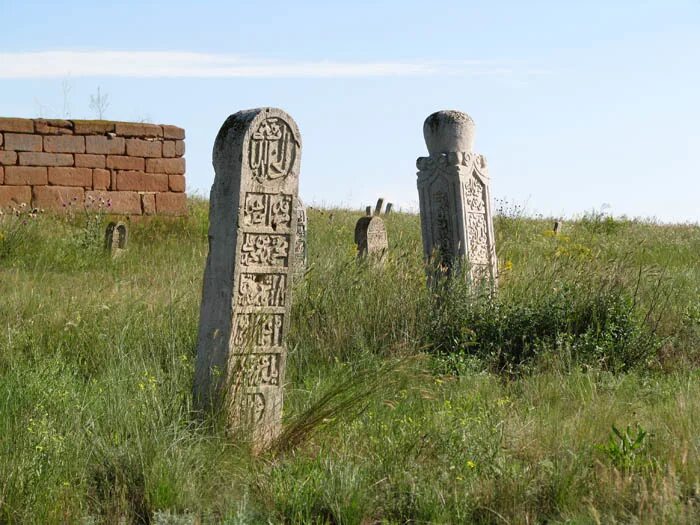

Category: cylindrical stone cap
[423, 110, 475, 155]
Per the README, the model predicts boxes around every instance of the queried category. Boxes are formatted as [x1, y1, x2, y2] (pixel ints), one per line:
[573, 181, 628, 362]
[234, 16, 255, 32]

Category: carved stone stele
[416, 110, 497, 285]
[105, 221, 128, 258]
[195, 108, 301, 448]
[354, 215, 388, 261]
[293, 197, 307, 281]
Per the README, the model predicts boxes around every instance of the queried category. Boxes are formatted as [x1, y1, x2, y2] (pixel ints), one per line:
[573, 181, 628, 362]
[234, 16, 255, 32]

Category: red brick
[32, 185, 84, 211]
[0, 166, 3, 184]
[4, 166, 47, 185]
[168, 174, 185, 192]
[162, 125, 185, 139]
[0, 186, 31, 208]
[5, 133, 42, 152]
[86, 190, 141, 215]
[44, 135, 85, 153]
[93, 169, 110, 190]
[0, 118, 34, 133]
[141, 193, 156, 215]
[126, 138, 161, 158]
[146, 158, 185, 175]
[116, 171, 168, 192]
[34, 119, 73, 135]
[156, 192, 187, 215]
[72, 120, 116, 134]
[175, 140, 185, 157]
[75, 154, 106, 169]
[0, 151, 18, 165]
[106, 155, 145, 170]
[19, 152, 73, 167]
[85, 136, 125, 155]
[162, 141, 176, 158]
[0, 133, 3, 147]
[115, 122, 163, 138]
[48, 167, 92, 187]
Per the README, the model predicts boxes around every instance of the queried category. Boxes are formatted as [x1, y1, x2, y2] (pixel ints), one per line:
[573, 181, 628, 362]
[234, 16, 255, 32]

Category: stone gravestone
[354, 215, 388, 261]
[105, 221, 128, 258]
[416, 110, 497, 285]
[195, 108, 301, 448]
[293, 197, 307, 281]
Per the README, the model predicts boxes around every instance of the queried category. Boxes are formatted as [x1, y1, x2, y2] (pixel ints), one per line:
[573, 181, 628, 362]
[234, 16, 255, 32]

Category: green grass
[0, 199, 699, 523]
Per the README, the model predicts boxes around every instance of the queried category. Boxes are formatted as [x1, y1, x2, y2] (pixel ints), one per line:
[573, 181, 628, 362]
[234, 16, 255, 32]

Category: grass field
[1, 198, 699, 524]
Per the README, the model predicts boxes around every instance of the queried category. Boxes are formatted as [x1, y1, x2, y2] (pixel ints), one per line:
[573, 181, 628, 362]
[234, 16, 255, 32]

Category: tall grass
[0, 198, 699, 523]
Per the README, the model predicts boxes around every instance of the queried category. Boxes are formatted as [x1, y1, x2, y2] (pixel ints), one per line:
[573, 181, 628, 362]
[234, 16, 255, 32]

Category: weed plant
[0, 198, 699, 523]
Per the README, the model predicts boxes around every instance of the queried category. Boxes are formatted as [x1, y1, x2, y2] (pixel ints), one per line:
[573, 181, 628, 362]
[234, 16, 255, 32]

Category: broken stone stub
[354, 215, 388, 261]
[105, 221, 128, 257]
[416, 110, 497, 285]
[195, 108, 301, 447]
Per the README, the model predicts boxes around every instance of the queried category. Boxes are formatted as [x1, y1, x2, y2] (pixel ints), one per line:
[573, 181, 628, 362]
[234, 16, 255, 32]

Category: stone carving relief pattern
[249, 117, 297, 184]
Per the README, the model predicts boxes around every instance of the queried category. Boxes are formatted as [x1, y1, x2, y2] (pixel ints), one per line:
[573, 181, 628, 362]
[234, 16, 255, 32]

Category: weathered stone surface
[168, 174, 186, 192]
[417, 110, 497, 286]
[5, 166, 47, 185]
[423, 110, 475, 155]
[195, 108, 301, 448]
[0, 166, 3, 185]
[19, 152, 73, 167]
[155, 192, 187, 215]
[145, 157, 185, 174]
[75, 154, 106, 169]
[354, 215, 388, 260]
[374, 197, 384, 216]
[0, 185, 31, 208]
[92, 169, 111, 190]
[126, 139, 162, 158]
[48, 167, 92, 187]
[162, 124, 185, 139]
[32, 185, 84, 210]
[293, 197, 307, 280]
[141, 192, 156, 215]
[85, 136, 125, 155]
[0, 151, 18, 165]
[72, 120, 116, 135]
[162, 140, 176, 158]
[0, 118, 34, 133]
[34, 119, 73, 135]
[5, 133, 42, 152]
[115, 122, 163, 138]
[106, 155, 145, 171]
[86, 190, 141, 215]
[105, 221, 128, 258]
[116, 171, 168, 192]
[43, 135, 85, 153]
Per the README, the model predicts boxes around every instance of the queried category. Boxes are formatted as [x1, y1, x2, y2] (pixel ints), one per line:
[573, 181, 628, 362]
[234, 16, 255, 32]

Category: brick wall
[0, 117, 187, 215]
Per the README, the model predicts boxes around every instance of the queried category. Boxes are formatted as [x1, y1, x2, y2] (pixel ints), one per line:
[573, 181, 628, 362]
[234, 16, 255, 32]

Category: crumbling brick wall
[0, 117, 187, 215]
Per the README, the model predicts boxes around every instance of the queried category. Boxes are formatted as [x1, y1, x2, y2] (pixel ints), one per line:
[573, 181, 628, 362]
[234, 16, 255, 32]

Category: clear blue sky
[1, 0, 698, 222]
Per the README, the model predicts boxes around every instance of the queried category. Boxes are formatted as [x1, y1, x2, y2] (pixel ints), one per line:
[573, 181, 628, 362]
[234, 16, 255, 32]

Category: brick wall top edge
[0, 117, 184, 139]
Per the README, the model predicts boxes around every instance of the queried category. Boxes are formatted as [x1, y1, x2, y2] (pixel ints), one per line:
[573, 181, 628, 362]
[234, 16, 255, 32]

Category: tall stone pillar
[195, 108, 301, 447]
[416, 110, 497, 285]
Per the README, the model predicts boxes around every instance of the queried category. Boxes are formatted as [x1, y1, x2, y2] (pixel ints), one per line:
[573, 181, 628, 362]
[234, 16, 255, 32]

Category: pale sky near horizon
[1, 0, 698, 223]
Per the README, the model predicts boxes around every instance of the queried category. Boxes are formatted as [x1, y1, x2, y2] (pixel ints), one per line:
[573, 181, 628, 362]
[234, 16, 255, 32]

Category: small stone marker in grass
[416, 110, 497, 287]
[354, 215, 388, 261]
[195, 108, 301, 449]
[104, 221, 128, 258]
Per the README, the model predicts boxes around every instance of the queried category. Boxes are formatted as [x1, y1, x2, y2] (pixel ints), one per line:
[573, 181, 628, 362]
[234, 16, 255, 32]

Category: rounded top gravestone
[423, 110, 475, 155]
